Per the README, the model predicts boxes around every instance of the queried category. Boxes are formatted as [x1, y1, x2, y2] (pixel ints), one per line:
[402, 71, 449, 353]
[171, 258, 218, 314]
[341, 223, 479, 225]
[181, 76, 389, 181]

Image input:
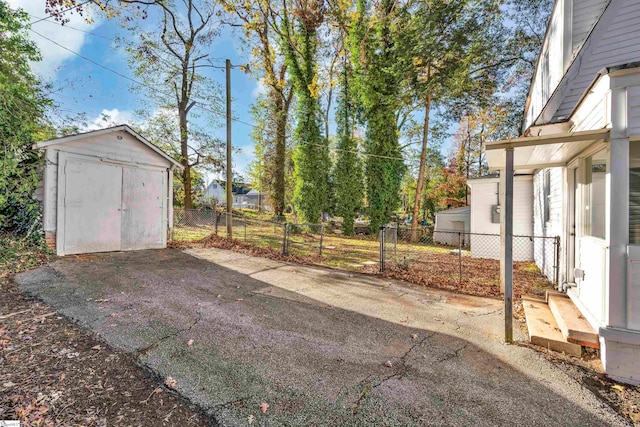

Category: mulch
[0, 278, 210, 426]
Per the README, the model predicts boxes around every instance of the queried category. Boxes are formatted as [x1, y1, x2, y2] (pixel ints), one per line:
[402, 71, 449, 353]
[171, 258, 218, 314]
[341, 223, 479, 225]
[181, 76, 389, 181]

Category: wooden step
[547, 294, 599, 348]
[522, 298, 582, 357]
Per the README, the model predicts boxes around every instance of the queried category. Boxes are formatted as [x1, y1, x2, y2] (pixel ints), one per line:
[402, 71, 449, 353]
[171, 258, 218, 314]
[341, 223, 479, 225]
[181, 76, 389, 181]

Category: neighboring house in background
[433, 206, 470, 247]
[485, 0, 640, 384]
[34, 125, 183, 256]
[203, 179, 225, 206]
[467, 176, 534, 261]
[242, 189, 271, 211]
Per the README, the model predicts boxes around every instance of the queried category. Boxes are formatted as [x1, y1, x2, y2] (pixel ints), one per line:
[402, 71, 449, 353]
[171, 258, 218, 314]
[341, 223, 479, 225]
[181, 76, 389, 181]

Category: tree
[398, 0, 503, 238]
[133, 108, 221, 207]
[118, 0, 223, 209]
[279, 0, 331, 223]
[332, 57, 364, 235]
[0, 2, 53, 235]
[349, 0, 405, 233]
[222, 0, 295, 217]
[247, 94, 295, 213]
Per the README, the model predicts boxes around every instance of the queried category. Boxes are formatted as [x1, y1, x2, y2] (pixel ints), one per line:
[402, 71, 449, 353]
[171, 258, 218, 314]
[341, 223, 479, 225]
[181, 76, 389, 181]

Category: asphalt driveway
[16, 248, 627, 426]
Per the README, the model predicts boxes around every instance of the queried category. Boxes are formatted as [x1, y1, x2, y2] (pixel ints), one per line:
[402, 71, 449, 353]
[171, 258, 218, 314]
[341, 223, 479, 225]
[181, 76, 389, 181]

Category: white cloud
[86, 108, 135, 130]
[9, 0, 101, 77]
[251, 79, 267, 99]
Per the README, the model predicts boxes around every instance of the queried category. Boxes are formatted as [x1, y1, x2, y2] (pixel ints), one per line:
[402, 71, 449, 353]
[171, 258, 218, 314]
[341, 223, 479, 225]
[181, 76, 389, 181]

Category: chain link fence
[172, 209, 558, 293]
[381, 225, 559, 295]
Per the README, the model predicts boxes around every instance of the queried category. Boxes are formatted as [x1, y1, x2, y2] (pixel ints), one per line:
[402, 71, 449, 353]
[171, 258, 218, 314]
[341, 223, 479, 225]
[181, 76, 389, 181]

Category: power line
[28, 28, 411, 161]
[29, 0, 93, 25]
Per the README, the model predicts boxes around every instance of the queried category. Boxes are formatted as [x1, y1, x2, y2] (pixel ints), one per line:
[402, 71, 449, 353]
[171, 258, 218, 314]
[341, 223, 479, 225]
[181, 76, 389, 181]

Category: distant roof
[436, 206, 470, 216]
[215, 180, 252, 195]
[36, 124, 183, 169]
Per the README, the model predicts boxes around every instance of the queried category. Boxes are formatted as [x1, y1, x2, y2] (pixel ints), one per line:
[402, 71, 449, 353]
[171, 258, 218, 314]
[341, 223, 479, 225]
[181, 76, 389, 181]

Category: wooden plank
[547, 294, 600, 348]
[523, 299, 583, 357]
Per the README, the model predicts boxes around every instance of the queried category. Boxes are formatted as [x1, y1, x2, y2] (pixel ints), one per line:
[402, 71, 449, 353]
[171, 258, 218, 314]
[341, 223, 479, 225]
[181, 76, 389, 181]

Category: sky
[9, 0, 262, 184]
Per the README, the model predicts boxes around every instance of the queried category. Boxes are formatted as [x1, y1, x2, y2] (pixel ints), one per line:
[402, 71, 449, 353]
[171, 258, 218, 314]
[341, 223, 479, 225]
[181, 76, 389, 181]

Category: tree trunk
[272, 88, 292, 217]
[411, 95, 432, 241]
[179, 104, 192, 209]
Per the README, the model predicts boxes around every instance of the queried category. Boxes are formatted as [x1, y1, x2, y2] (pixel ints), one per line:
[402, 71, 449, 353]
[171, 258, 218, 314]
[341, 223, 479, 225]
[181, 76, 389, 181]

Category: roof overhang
[484, 128, 610, 171]
[35, 125, 184, 170]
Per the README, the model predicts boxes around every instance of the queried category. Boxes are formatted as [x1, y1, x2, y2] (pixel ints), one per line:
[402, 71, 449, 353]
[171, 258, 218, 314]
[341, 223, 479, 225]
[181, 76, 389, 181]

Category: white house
[485, 0, 640, 384]
[467, 176, 534, 261]
[203, 179, 225, 206]
[433, 206, 470, 247]
[35, 125, 183, 256]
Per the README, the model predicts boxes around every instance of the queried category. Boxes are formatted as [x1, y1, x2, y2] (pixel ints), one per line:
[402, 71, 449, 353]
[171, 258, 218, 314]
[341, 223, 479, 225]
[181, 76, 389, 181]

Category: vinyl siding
[554, 0, 640, 120]
[468, 177, 533, 261]
[523, 1, 567, 130]
[572, 0, 609, 55]
[533, 168, 564, 281]
[570, 75, 610, 131]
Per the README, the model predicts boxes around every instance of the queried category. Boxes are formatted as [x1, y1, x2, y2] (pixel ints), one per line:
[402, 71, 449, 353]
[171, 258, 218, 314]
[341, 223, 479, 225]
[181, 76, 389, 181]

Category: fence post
[458, 232, 462, 284]
[379, 226, 386, 272]
[282, 223, 288, 256]
[319, 224, 324, 256]
[554, 235, 560, 288]
[244, 223, 247, 243]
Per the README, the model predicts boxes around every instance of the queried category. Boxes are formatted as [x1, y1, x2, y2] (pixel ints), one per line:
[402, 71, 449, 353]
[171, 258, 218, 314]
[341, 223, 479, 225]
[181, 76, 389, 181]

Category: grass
[172, 213, 555, 299]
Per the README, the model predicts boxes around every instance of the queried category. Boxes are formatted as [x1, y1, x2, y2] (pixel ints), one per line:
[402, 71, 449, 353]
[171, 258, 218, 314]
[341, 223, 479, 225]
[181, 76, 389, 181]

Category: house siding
[572, 0, 609, 55]
[468, 177, 533, 261]
[533, 168, 565, 281]
[524, 0, 567, 131]
[554, 0, 640, 121]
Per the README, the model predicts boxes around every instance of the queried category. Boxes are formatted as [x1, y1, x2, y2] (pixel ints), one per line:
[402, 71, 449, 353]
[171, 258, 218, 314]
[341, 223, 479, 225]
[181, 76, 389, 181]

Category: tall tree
[222, 0, 295, 217]
[349, 0, 405, 233]
[119, 0, 222, 209]
[398, 0, 503, 238]
[280, 0, 330, 223]
[332, 57, 364, 235]
[0, 2, 52, 235]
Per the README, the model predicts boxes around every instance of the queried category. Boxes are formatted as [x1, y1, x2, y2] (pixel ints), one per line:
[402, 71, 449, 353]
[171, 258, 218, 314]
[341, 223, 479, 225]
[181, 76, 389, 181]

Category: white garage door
[61, 156, 165, 255]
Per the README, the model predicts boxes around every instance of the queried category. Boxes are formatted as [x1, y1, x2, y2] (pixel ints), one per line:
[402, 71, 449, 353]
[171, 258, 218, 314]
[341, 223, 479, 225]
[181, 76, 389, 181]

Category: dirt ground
[0, 278, 209, 426]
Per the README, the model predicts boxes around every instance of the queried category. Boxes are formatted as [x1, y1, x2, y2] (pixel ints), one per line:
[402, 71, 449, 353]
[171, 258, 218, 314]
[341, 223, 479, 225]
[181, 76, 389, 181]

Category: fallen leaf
[259, 402, 269, 413]
[91, 345, 101, 350]
[236, 298, 244, 301]
[187, 339, 194, 347]
[165, 376, 177, 389]
[248, 414, 255, 425]
[384, 360, 393, 368]
[612, 384, 625, 392]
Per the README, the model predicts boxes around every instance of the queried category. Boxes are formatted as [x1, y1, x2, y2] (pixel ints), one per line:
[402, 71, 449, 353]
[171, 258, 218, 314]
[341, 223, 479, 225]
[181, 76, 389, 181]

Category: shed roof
[36, 125, 184, 169]
[436, 206, 470, 216]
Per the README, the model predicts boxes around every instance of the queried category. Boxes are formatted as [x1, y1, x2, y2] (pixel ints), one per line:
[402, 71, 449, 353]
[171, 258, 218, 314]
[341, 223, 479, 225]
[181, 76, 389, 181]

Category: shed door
[63, 159, 123, 255]
[121, 168, 165, 250]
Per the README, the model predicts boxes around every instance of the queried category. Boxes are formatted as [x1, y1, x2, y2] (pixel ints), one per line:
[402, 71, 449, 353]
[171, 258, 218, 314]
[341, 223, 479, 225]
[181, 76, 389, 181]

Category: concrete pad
[15, 248, 627, 426]
[547, 294, 599, 348]
[523, 298, 582, 357]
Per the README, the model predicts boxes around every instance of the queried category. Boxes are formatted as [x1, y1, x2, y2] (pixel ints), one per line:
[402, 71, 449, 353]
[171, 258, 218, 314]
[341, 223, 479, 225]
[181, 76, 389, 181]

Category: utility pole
[226, 59, 233, 238]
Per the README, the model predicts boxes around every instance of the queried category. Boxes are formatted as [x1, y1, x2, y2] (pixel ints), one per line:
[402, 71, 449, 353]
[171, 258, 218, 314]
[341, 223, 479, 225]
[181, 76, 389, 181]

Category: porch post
[501, 148, 514, 343]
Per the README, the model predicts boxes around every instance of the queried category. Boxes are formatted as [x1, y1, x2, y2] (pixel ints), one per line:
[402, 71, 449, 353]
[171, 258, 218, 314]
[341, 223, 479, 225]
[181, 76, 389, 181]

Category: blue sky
[11, 0, 261, 184]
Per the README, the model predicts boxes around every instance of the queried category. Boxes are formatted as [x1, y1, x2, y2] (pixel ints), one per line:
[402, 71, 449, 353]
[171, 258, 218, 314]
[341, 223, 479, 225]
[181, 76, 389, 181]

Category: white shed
[433, 206, 470, 246]
[36, 125, 183, 256]
[467, 175, 533, 261]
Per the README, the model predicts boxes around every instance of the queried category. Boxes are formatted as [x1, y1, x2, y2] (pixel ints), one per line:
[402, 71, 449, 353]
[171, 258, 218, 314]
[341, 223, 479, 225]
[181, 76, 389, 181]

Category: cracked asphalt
[16, 248, 629, 426]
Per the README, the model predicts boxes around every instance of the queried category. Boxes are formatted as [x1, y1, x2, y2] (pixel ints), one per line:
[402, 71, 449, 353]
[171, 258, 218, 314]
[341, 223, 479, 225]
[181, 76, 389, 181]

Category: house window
[630, 142, 640, 244]
[543, 169, 551, 224]
[584, 149, 607, 240]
